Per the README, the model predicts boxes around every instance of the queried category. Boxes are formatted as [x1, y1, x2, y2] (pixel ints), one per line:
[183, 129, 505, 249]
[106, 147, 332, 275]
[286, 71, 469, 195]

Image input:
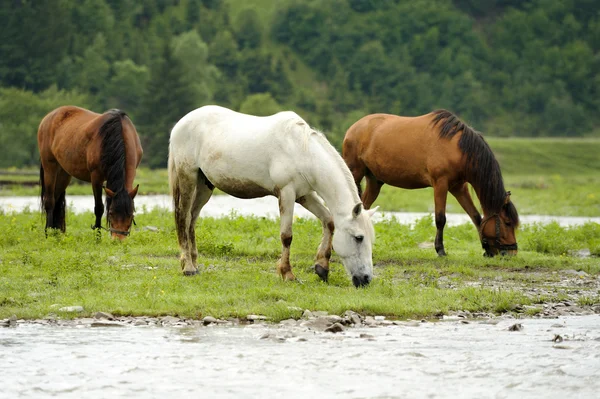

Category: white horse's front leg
[297, 192, 334, 282]
[277, 186, 296, 281]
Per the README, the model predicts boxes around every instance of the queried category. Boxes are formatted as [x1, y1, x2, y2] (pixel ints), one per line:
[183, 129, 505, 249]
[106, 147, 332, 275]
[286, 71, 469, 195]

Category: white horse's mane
[281, 114, 362, 206]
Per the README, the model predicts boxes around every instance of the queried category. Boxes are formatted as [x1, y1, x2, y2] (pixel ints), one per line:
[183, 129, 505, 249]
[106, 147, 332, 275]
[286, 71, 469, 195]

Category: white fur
[169, 105, 376, 284]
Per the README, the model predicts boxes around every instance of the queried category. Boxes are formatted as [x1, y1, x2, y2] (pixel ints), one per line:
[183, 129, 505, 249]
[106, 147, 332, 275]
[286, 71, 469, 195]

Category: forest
[1, 0, 599, 168]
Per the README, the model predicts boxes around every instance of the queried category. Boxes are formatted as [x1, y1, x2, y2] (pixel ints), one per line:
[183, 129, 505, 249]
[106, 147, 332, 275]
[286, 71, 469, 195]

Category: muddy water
[1, 195, 599, 226]
[1, 316, 599, 398]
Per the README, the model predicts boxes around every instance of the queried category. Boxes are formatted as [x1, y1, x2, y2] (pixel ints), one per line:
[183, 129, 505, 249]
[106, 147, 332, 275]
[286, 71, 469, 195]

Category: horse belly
[203, 159, 274, 199]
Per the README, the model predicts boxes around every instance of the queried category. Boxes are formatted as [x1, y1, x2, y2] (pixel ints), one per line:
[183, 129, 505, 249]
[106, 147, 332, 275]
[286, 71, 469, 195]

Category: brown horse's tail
[40, 164, 45, 214]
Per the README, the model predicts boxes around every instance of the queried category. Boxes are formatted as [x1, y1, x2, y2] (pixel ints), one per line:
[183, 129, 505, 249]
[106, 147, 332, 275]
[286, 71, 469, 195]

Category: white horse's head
[332, 203, 378, 287]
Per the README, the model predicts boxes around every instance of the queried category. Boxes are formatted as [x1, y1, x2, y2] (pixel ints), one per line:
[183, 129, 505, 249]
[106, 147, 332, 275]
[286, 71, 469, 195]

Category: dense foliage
[1, 0, 599, 167]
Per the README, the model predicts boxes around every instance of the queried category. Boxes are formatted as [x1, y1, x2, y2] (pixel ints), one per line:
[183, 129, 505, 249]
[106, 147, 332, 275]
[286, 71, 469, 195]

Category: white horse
[168, 105, 377, 287]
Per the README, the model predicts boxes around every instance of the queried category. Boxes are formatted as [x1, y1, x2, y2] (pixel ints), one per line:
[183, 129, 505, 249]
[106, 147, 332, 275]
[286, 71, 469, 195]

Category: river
[1, 195, 599, 226]
[1, 316, 599, 398]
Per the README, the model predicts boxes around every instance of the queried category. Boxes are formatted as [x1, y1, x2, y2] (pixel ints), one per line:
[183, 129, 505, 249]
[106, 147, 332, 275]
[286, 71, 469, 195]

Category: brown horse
[37, 106, 143, 239]
[343, 110, 519, 257]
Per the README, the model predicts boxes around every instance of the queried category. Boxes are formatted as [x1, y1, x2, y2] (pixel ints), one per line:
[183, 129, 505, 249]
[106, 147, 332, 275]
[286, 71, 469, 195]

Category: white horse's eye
[354, 235, 364, 243]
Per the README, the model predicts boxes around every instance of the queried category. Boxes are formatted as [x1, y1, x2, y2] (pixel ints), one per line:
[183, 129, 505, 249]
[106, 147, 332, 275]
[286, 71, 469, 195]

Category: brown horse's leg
[362, 173, 384, 209]
[91, 171, 104, 231]
[450, 183, 482, 228]
[297, 192, 334, 282]
[41, 162, 59, 234]
[188, 181, 213, 270]
[277, 186, 296, 281]
[433, 181, 449, 256]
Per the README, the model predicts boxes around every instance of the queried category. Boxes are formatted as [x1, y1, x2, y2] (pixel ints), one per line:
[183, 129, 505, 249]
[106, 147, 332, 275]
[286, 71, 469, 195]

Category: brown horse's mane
[431, 109, 519, 226]
[100, 109, 134, 222]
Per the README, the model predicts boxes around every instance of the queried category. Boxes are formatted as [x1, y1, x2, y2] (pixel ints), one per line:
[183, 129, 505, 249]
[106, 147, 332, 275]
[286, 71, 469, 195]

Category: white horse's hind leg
[277, 186, 296, 281]
[188, 176, 213, 269]
[173, 168, 200, 275]
[297, 192, 334, 282]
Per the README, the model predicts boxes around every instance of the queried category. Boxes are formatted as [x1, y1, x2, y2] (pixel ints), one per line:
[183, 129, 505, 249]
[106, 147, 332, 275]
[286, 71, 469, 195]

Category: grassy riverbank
[2, 138, 599, 216]
[1, 210, 598, 321]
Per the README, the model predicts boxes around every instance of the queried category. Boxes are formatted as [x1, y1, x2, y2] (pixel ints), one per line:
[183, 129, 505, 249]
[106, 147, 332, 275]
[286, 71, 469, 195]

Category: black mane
[431, 109, 519, 226]
[99, 109, 134, 222]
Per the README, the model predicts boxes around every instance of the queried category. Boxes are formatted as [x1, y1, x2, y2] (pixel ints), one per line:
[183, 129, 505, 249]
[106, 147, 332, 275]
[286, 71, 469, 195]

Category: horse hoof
[315, 264, 329, 282]
[183, 269, 198, 276]
[436, 249, 447, 257]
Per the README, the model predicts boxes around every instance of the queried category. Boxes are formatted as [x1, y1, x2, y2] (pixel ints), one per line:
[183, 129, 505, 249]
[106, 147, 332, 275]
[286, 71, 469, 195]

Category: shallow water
[1, 316, 599, 398]
[1, 195, 599, 226]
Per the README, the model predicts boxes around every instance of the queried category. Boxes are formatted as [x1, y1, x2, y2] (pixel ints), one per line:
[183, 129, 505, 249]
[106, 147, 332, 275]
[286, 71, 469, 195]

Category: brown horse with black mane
[37, 106, 143, 239]
[343, 110, 519, 257]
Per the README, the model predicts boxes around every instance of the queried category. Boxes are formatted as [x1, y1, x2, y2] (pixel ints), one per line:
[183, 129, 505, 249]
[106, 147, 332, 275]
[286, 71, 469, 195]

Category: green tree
[141, 43, 197, 168]
[105, 59, 150, 118]
[171, 30, 220, 106]
[239, 93, 282, 116]
[0, 86, 90, 167]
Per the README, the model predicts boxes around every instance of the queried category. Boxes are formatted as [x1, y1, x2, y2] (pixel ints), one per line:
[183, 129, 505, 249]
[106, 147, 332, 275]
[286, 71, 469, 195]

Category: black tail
[40, 164, 44, 214]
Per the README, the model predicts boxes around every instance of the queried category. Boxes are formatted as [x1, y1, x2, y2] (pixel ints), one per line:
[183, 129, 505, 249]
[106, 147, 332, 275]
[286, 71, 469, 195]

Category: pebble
[324, 323, 344, 333]
[246, 315, 267, 321]
[203, 316, 217, 325]
[59, 306, 84, 313]
[94, 312, 114, 320]
[508, 323, 523, 332]
[91, 321, 126, 328]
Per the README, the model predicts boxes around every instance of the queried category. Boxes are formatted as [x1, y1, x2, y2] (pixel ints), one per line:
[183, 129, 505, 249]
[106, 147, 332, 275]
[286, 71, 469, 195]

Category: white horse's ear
[352, 202, 362, 218]
[366, 206, 379, 219]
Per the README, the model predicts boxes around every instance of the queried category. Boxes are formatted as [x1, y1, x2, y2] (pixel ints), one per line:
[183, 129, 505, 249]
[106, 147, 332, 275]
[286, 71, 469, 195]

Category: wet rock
[259, 333, 271, 340]
[460, 320, 470, 324]
[508, 323, 523, 332]
[246, 314, 267, 322]
[203, 316, 217, 325]
[94, 312, 114, 320]
[343, 310, 362, 325]
[564, 269, 589, 277]
[91, 321, 126, 327]
[552, 334, 563, 343]
[279, 319, 298, 326]
[59, 306, 84, 313]
[301, 317, 332, 331]
[359, 333, 374, 339]
[160, 316, 181, 325]
[326, 315, 343, 324]
[133, 319, 148, 326]
[0, 315, 17, 328]
[363, 316, 377, 326]
[302, 310, 313, 319]
[324, 323, 344, 333]
[442, 315, 461, 321]
[374, 315, 386, 322]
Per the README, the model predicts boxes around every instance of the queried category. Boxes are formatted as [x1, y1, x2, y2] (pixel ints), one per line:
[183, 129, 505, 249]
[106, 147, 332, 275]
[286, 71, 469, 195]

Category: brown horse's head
[479, 192, 519, 256]
[104, 185, 139, 240]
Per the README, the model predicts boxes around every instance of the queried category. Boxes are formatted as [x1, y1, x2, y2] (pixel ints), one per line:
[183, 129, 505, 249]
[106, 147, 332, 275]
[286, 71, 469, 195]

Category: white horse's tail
[168, 145, 180, 212]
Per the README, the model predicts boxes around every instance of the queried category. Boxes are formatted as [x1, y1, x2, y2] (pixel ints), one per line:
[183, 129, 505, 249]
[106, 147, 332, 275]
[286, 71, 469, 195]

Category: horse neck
[309, 141, 360, 218]
[468, 176, 502, 217]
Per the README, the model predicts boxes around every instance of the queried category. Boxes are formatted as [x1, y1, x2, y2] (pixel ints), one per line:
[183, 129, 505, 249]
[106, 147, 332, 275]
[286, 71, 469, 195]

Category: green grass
[1, 209, 598, 321]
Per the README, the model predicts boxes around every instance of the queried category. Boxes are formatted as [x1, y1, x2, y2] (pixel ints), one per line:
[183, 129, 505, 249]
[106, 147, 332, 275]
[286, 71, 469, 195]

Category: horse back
[343, 112, 464, 188]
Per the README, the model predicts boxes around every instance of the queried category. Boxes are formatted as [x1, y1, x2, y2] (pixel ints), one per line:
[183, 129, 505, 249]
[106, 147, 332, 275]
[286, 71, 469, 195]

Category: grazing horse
[37, 106, 143, 239]
[168, 105, 377, 287]
[343, 110, 519, 257]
